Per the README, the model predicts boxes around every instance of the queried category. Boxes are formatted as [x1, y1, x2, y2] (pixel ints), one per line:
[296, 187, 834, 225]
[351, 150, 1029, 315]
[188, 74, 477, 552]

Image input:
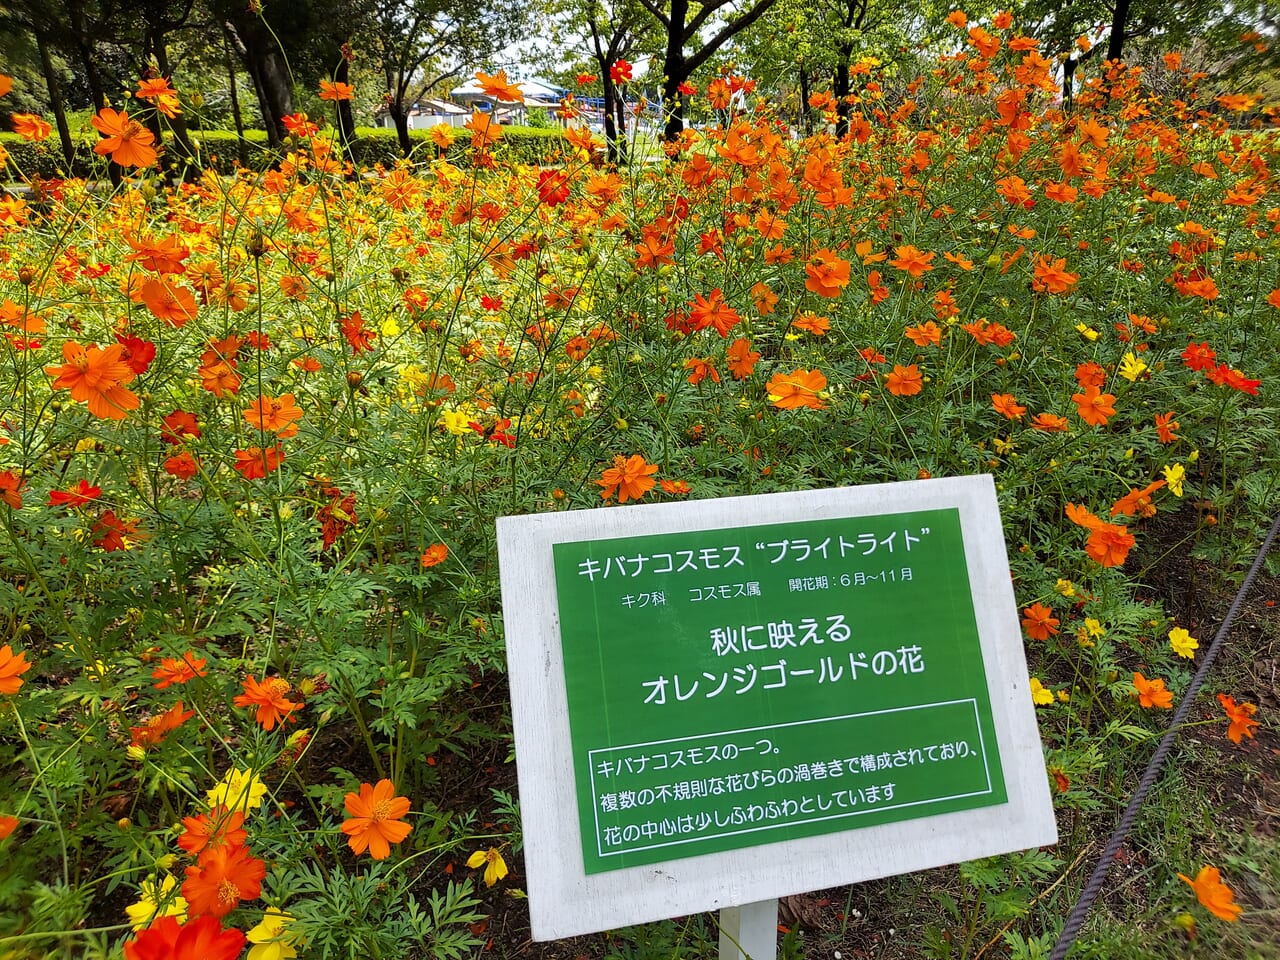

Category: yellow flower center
[266, 678, 291, 698]
[370, 798, 393, 823]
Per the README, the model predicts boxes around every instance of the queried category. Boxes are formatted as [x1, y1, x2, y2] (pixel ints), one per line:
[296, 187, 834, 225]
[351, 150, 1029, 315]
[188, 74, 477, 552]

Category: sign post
[498, 476, 1056, 946]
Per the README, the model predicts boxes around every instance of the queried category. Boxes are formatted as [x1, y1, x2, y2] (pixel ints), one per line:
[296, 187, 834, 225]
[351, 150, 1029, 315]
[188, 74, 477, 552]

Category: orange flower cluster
[1065, 503, 1135, 567]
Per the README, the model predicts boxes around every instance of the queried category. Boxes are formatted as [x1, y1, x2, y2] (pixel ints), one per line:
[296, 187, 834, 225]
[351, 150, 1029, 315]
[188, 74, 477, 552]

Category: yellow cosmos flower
[440, 409, 471, 435]
[207, 767, 268, 811]
[1029, 677, 1054, 706]
[247, 908, 299, 960]
[125, 874, 187, 929]
[1162, 463, 1185, 497]
[1168, 627, 1199, 659]
[1118, 352, 1147, 381]
[467, 847, 509, 887]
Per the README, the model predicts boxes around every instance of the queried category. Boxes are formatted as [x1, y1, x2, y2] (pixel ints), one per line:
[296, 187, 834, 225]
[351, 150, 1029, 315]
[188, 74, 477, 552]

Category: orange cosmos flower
[178, 806, 248, 856]
[1155, 411, 1180, 443]
[725, 338, 760, 379]
[688, 288, 741, 336]
[93, 510, 146, 551]
[123, 915, 246, 960]
[341, 779, 413, 859]
[0, 75, 11, 97]
[0, 815, 18, 839]
[233, 676, 300, 731]
[0, 470, 23, 510]
[1071, 385, 1116, 427]
[420, 543, 448, 567]
[91, 107, 157, 168]
[182, 843, 266, 918]
[1031, 412, 1069, 432]
[465, 110, 502, 149]
[140, 277, 199, 326]
[1021, 602, 1059, 640]
[1065, 502, 1135, 567]
[804, 248, 851, 297]
[232, 446, 284, 480]
[244, 394, 303, 438]
[152, 651, 208, 689]
[597, 454, 659, 503]
[49, 479, 102, 508]
[1110, 479, 1166, 518]
[128, 700, 195, 749]
[1216, 693, 1260, 744]
[792, 312, 830, 336]
[766, 368, 827, 410]
[889, 244, 935, 277]
[11, 113, 51, 141]
[318, 79, 354, 101]
[885, 364, 924, 397]
[1031, 255, 1079, 294]
[1132, 671, 1173, 709]
[1178, 865, 1242, 922]
[135, 78, 182, 118]
[905, 321, 942, 347]
[991, 393, 1026, 419]
[0, 644, 33, 694]
[476, 69, 524, 102]
[684, 357, 720, 384]
[44, 341, 140, 420]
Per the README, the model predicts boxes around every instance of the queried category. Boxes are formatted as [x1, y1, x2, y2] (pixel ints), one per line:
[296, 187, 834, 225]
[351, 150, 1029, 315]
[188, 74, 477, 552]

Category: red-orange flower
[232, 446, 284, 480]
[177, 806, 247, 856]
[0, 815, 18, 840]
[1021, 602, 1059, 640]
[991, 393, 1026, 419]
[0, 644, 33, 694]
[0, 470, 24, 510]
[905, 321, 942, 347]
[123, 915, 245, 960]
[1031, 412, 1069, 432]
[140, 277, 199, 326]
[1031, 255, 1078, 294]
[725, 338, 760, 379]
[44, 341, 140, 420]
[182, 843, 266, 918]
[318, 79, 354, 101]
[1178, 866, 1242, 922]
[341, 779, 413, 859]
[1216, 693, 1260, 744]
[49, 479, 102, 508]
[420, 543, 448, 568]
[804, 248, 851, 297]
[597, 454, 659, 503]
[11, 113, 51, 141]
[1132, 671, 1173, 709]
[233, 676, 300, 731]
[152, 652, 208, 689]
[885, 364, 924, 397]
[1110, 480, 1166, 518]
[476, 69, 524, 103]
[889, 244, 935, 277]
[91, 107, 157, 168]
[766, 368, 827, 410]
[1071, 385, 1116, 427]
[1065, 502, 1135, 567]
[688, 288, 741, 337]
[129, 700, 195, 749]
[244, 394, 303, 438]
[92, 510, 147, 552]
[135, 78, 182, 118]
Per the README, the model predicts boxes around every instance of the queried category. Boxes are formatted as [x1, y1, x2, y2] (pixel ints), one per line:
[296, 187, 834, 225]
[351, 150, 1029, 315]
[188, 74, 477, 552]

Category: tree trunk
[223, 33, 249, 167]
[661, 0, 690, 140]
[1106, 0, 1131, 63]
[599, 65, 624, 165]
[797, 64, 810, 135]
[390, 102, 412, 157]
[833, 43, 852, 138]
[36, 31, 74, 166]
[224, 18, 293, 145]
[332, 56, 356, 153]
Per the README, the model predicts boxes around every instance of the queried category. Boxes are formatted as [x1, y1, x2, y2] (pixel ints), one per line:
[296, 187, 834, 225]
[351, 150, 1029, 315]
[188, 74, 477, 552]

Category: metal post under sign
[719, 899, 777, 960]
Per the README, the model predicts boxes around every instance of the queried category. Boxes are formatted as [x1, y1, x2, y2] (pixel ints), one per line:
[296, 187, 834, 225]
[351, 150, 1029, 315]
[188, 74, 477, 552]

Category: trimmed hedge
[0, 124, 568, 180]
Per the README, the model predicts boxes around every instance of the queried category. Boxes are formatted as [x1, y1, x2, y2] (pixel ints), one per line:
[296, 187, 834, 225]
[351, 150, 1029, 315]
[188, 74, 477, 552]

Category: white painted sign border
[497, 475, 1057, 941]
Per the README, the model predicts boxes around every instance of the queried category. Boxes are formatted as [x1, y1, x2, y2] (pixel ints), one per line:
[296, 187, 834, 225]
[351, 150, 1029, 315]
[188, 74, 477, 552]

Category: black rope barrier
[1048, 513, 1280, 960]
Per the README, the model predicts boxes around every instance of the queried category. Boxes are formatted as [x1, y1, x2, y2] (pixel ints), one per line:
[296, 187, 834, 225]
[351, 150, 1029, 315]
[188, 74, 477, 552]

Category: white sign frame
[497, 475, 1057, 940]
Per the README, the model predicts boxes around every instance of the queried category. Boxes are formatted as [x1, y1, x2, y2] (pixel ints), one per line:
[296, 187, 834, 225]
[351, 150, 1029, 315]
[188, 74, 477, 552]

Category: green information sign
[552, 507, 1007, 875]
